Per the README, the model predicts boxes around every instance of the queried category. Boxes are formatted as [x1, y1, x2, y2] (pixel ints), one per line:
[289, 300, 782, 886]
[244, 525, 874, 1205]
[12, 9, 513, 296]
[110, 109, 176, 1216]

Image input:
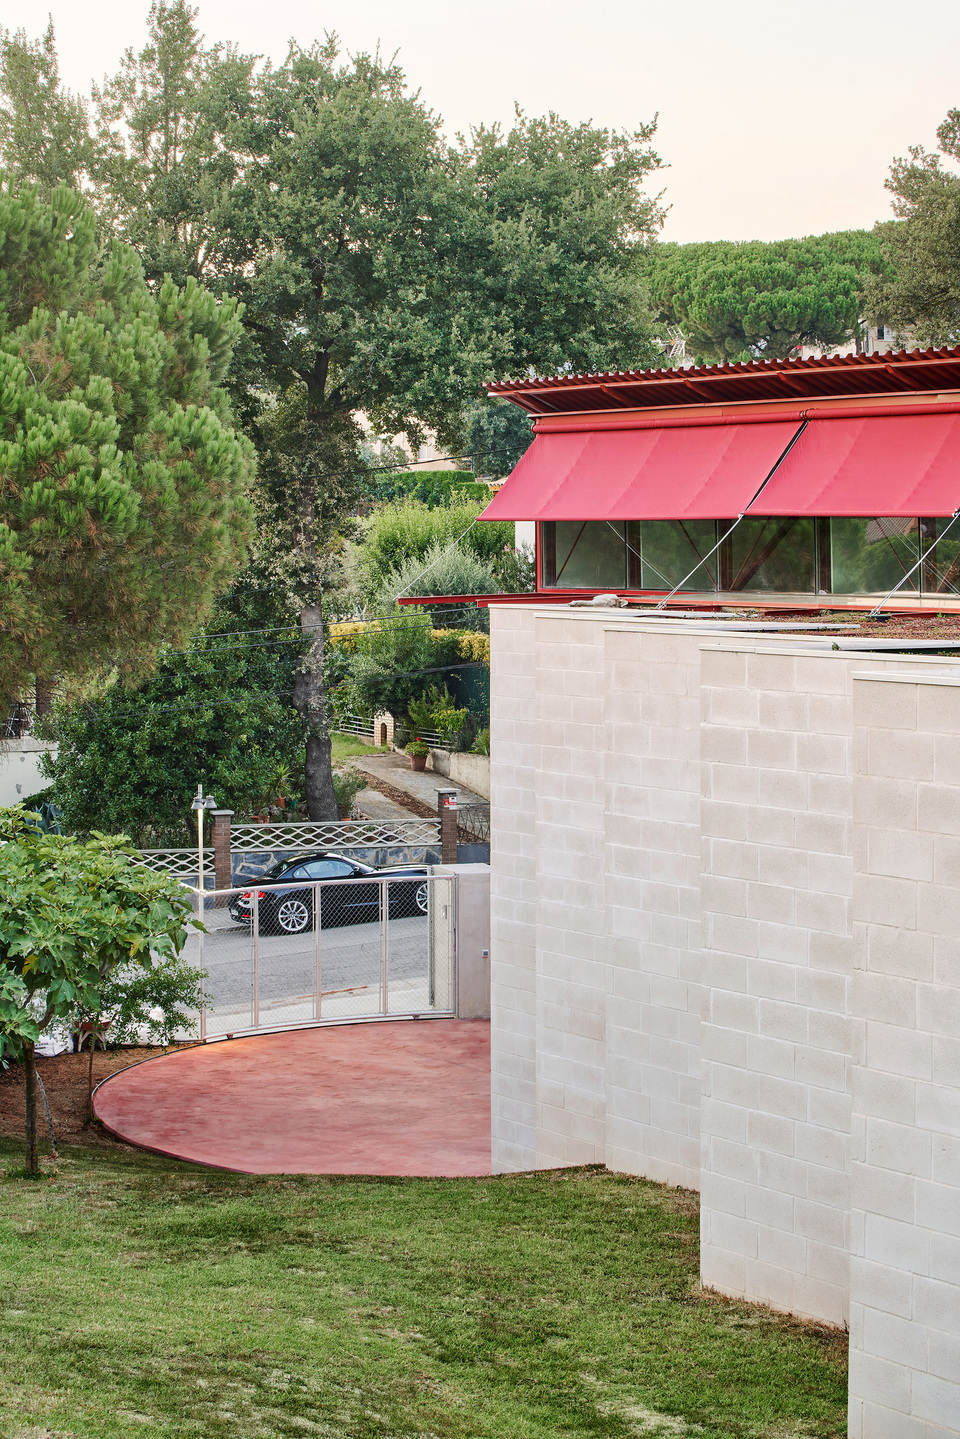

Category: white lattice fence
[231, 819, 440, 853]
[137, 848, 209, 879]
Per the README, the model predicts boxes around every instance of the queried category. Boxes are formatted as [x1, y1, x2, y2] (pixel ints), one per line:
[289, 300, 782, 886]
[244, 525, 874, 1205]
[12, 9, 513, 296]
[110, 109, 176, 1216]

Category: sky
[5, 0, 960, 244]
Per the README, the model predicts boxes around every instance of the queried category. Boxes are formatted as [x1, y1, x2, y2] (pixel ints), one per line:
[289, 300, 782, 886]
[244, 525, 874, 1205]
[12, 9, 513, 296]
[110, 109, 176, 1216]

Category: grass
[331, 733, 389, 764]
[0, 1141, 846, 1439]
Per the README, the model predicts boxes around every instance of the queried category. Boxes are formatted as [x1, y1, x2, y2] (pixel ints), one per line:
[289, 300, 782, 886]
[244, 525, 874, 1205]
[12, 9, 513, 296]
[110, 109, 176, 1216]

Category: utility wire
[69, 663, 487, 723]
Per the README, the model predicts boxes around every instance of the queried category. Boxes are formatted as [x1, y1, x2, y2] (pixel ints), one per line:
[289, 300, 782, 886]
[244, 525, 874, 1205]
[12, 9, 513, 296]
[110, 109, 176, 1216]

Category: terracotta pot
[410, 754, 427, 771]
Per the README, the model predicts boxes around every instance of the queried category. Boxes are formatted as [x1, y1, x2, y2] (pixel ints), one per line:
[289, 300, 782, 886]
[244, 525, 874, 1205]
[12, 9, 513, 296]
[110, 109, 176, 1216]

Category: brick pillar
[210, 809, 234, 893]
[437, 788, 457, 865]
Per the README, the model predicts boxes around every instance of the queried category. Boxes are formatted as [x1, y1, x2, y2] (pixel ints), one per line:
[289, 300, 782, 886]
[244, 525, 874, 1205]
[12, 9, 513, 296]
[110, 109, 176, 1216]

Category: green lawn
[331, 732, 389, 765]
[1, 1142, 847, 1439]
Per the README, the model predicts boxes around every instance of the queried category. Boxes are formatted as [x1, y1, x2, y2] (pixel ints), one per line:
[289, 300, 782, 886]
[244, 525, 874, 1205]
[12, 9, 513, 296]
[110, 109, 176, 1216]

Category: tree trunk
[35, 675, 53, 717]
[86, 1022, 97, 1123]
[23, 1039, 39, 1174]
[292, 605, 340, 821]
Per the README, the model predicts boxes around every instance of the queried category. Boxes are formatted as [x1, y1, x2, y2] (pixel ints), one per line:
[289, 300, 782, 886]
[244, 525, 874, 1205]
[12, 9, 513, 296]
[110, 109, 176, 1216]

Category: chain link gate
[186, 873, 456, 1039]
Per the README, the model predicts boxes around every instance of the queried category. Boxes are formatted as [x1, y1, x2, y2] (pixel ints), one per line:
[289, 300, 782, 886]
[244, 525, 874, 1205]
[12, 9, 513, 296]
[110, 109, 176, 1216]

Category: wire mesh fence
[456, 805, 491, 845]
[187, 873, 456, 1039]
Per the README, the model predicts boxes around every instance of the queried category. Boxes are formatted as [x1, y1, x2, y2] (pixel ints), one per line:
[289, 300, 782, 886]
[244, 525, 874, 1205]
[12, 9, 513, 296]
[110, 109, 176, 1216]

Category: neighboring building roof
[487, 346, 960, 415]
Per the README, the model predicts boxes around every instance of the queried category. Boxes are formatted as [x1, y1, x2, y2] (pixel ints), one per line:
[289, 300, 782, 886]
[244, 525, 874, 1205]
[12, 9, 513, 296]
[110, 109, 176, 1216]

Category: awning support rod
[868, 509, 960, 619]
[653, 421, 808, 611]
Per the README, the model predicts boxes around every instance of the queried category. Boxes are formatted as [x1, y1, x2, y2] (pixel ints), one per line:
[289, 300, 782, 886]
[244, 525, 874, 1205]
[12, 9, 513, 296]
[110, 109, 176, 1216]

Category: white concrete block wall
[489, 609, 960, 1434]
[533, 613, 609, 1164]
[849, 672, 960, 1439]
[699, 643, 857, 1325]
[603, 624, 703, 1188]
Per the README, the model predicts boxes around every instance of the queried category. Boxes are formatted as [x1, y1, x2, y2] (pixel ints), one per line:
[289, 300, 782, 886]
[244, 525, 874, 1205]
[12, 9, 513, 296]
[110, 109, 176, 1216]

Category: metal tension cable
[868, 509, 960, 620]
[653, 420, 810, 613]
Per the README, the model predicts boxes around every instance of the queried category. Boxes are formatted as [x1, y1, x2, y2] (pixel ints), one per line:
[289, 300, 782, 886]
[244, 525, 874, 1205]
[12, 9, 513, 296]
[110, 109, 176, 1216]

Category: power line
[107, 603, 489, 662]
[67, 662, 487, 723]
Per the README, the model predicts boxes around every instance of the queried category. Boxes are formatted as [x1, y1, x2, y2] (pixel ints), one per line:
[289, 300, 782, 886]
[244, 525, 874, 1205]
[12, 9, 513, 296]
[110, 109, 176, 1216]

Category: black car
[228, 853, 431, 935]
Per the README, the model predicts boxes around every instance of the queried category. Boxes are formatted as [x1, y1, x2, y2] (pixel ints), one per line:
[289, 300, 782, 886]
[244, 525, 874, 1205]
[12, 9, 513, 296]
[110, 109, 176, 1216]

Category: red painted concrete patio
[93, 1019, 491, 1176]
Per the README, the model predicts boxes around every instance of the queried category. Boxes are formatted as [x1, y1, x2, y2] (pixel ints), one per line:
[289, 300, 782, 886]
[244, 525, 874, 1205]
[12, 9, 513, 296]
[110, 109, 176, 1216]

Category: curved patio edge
[92, 1018, 491, 1177]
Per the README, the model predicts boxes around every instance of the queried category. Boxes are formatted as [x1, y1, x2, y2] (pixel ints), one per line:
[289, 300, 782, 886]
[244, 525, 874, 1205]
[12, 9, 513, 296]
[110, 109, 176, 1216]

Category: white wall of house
[0, 738, 56, 807]
[489, 606, 960, 1436]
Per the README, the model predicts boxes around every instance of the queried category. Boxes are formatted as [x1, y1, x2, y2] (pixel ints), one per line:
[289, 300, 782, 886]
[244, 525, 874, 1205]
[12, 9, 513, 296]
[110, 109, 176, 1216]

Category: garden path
[352, 751, 486, 809]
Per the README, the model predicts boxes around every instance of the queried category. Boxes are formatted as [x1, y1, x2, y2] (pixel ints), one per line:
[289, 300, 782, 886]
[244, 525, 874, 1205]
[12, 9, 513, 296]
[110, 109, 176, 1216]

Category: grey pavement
[351, 750, 487, 810]
[352, 785, 412, 822]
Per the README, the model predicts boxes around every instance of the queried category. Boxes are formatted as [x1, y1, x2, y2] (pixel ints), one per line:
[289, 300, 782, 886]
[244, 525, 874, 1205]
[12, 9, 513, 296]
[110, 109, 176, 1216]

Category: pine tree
[0, 178, 255, 705]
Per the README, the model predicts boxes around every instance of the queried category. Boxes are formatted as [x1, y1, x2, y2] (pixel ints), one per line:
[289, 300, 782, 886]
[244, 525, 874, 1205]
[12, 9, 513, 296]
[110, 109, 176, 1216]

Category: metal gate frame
[187, 872, 457, 1041]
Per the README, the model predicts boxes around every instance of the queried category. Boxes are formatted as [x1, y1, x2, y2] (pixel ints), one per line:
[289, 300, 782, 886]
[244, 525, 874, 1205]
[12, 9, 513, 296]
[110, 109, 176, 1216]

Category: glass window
[921, 517, 960, 597]
[727, 517, 816, 592]
[303, 859, 356, 879]
[829, 518, 920, 594]
[629, 520, 719, 590]
[543, 521, 626, 589]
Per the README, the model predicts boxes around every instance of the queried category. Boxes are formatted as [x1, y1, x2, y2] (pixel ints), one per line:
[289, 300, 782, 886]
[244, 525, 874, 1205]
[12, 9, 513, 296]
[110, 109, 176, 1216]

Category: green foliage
[0, 20, 92, 193]
[0, 807, 195, 1031]
[334, 610, 441, 722]
[0, 804, 198, 1163]
[865, 110, 960, 345]
[90, 1, 256, 290]
[42, 592, 305, 846]
[648, 231, 886, 362]
[373, 543, 501, 611]
[404, 738, 430, 758]
[1, 11, 665, 816]
[0, 966, 37, 1064]
[0, 177, 255, 705]
[360, 496, 514, 598]
[90, 954, 205, 1048]
[362, 469, 490, 509]
[407, 684, 468, 746]
[455, 397, 534, 481]
[472, 726, 491, 756]
[330, 769, 368, 820]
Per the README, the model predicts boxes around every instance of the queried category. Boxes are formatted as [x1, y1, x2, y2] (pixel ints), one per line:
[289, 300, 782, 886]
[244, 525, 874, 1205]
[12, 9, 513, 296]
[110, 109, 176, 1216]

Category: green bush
[43, 591, 305, 846]
[360, 497, 514, 598]
[331, 770, 368, 819]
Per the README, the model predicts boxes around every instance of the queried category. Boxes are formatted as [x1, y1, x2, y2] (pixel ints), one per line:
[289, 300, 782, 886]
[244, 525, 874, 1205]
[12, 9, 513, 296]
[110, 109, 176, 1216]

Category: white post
[194, 782, 204, 893]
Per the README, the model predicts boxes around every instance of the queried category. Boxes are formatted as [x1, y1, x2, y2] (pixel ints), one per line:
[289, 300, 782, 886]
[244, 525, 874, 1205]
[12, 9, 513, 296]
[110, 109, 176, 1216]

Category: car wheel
[415, 881, 429, 914]
[276, 896, 311, 934]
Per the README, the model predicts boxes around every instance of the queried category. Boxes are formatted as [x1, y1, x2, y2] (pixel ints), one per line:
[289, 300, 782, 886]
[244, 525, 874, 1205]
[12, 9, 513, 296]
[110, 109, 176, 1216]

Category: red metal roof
[487, 347, 960, 415]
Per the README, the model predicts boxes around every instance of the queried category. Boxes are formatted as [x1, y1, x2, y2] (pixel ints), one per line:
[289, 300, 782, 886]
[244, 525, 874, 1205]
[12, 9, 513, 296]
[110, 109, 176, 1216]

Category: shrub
[360, 496, 514, 598]
[331, 770, 368, 818]
[373, 542, 499, 610]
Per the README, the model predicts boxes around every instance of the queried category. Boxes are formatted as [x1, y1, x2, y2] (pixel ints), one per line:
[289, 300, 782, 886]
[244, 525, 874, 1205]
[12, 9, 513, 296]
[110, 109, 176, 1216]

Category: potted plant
[406, 737, 430, 772]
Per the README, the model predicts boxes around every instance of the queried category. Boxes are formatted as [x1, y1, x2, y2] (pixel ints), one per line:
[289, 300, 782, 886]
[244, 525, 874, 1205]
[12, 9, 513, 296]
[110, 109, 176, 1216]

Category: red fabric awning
[479, 421, 802, 522]
[753, 413, 960, 517]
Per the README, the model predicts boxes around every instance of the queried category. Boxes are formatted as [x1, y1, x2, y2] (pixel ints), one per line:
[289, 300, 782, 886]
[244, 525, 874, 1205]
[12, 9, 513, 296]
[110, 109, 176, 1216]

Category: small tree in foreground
[0, 807, 200, 1172]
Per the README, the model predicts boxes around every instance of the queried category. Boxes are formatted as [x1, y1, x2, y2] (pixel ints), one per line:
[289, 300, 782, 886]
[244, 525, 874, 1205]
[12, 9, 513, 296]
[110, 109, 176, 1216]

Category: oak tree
[865, 110, 960, 346]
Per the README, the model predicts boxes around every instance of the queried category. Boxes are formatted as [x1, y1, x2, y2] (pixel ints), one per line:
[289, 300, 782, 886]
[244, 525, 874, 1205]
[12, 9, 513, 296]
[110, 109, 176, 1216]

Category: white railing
[231, 819, 440, 852]
[337, 715, 375, 739]
[189, 873, 456, 1039]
